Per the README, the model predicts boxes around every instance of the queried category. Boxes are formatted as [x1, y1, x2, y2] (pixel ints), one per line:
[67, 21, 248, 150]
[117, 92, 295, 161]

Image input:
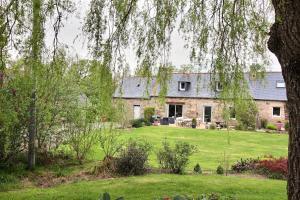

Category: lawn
[0, 126, 288, 199]
[0, 174, 287, 200]
[91, 126, 288, 171]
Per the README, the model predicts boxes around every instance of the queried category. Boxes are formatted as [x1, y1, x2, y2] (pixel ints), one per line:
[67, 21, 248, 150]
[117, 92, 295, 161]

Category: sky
[44, 0, 281, 72]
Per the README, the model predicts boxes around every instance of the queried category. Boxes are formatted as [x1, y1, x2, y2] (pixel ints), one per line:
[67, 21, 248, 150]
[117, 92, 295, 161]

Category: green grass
[0, 174, 287, 200]
[0, 126, 288, 199]
[91, 126, 288, 171]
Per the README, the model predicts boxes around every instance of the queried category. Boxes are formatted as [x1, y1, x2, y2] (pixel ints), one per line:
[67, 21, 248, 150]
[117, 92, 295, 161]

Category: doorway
[133, 105, 141, 119]
[203, 106, 212, 122]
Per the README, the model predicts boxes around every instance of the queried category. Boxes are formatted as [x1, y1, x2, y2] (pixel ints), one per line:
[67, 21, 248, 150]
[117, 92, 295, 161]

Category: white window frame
[216, 82, 223, 91]
[276, 81, 285, 88]
[272, 107, 281, 117]
[179, 82, 186, 91]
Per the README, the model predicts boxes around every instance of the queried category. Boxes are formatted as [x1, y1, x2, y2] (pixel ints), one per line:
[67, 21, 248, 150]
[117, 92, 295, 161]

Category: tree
[267, 1, 300, 199]
[84, 1, 299, 198]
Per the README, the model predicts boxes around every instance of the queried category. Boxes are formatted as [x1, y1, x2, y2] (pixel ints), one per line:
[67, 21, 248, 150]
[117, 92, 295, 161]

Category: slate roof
[114, 72, 287, 101]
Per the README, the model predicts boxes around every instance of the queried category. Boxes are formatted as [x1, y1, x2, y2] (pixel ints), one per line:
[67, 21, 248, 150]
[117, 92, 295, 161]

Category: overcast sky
[44, 0, 281, 72]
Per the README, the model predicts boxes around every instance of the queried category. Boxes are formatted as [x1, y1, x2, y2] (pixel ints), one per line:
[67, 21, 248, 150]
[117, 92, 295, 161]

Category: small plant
[193, 163, 202, 174]
[115, 140, 151, 176]
[157, 140, 197, 174]
[266, 123, 277, 130]
[216, 165, 224, 175]
[261, 119, 268, 129]
[209, 124, 216, 130]
[156, 193, 238, 200]
[99, 192, 124, 200]
[191, 118, 197, 128]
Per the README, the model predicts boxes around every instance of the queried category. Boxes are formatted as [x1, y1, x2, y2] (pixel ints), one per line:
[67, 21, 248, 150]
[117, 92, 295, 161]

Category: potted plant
[191, 118, 197, 128]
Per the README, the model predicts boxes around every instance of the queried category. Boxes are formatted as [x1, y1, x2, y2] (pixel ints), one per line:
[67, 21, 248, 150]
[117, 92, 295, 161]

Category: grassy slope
[90, 126, 288, 170]
[0, 174, 287, 200]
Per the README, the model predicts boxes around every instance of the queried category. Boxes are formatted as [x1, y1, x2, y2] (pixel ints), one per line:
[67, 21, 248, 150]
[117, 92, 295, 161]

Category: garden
[0, 126, 288, 200]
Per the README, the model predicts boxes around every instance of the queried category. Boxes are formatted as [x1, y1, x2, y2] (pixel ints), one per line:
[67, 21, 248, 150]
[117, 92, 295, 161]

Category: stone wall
[118, 97, 287, 125]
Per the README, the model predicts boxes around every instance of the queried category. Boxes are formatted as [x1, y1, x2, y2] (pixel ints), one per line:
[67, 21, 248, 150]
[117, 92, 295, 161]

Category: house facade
[114, 72, 287, 126]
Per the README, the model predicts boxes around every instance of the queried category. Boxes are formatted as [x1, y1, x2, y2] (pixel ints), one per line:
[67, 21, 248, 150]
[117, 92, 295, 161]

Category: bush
[130, 118, 144, 128]
[157, 140, 197, 174]
[231, 158, 259, 173]
[256, 157, 287, 179]
[261, 119, 268, 129]
[216, 165, 224, 174]
[193, 163, 202, 174]
[115, 140, 151, 176]
[235, 100, 257, 130]
[209, 124, 216, 129]
[285, 122, 289, 131]
[156, 193, 237, 200]
[266, 123, 277, 130]
[144, 107, 155, 123]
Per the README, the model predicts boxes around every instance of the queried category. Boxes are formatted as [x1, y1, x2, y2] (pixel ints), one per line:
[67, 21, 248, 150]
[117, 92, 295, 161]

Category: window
[273, 107, 281, 117]
[276, 81, 285, 88]
[216, 82, 223, 91]
[229, 107, 236, 119]
[178, 81, 190, 91]
[168, 104, 183, 118]
[179, 82, 186, 91]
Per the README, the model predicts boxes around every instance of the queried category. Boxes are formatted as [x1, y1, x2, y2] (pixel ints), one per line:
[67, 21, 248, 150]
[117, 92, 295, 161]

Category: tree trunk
[268, 1, 300, 200]
[27, 0, 43, 170]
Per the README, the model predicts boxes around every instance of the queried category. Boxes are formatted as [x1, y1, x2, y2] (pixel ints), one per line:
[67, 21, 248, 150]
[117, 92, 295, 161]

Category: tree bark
[28, 0, 43, 170]
[268, 1, 300, 200]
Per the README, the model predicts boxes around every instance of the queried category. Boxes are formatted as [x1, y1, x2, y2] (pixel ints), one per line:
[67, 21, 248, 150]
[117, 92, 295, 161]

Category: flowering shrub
[256, 157, 287, 179]
[231, 158, 259, 173]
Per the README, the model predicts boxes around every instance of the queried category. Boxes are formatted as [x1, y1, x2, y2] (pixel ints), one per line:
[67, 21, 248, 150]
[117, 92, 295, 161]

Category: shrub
[193, 163, 202, 174]
[266, 123, 277, 130]
[157, 194, 237, 200]
[115, 140, 151, 176]
[192, 118, 197, 125]
[209, 124, 216, 129]
[235, 100, 257, 130]
[231, 158, 259, 173]
[216, 165, 224, 174]
[157, 140, 197, 174]
[144, 107, 155, 123]
[99, 192, 124, 200]
[130, 118, 144, 128]
[285, 122, 289, 131]
[256, 157, 287, 179]
[261, 119, 268, 129]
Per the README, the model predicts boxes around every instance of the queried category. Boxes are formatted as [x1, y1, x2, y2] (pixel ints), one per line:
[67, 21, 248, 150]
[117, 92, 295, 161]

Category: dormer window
[216, 82, 223, 91]
[276, 81, 285, 88]
[178, 81, 190, 91]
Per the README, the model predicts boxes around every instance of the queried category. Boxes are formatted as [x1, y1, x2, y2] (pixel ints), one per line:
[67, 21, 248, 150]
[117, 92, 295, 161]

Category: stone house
[114, 72, 287, 126]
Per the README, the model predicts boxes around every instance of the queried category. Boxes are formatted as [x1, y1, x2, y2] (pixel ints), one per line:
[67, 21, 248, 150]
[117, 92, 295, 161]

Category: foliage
[144, 107, 155, 123]
[231, 158, 259, 173]
[157, 140, 197, 174]
[99, 192, 124, 200]
[266, 123, 277, 130]
[99, 124, 123, 160]
[193, 163, 202, 174]
[216, 165, 224, 175]
[285, 122, 289, 131]
[130, 118, 146, 128]
[209, 124, 216, 130]
[261, 119, 268, 129]
[157, 193, 238, 200]
[191, 118, 197, 126]
[235, 100, 258, 130]
[115, 140, 151, 176]
[256, 157, 287, 180]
